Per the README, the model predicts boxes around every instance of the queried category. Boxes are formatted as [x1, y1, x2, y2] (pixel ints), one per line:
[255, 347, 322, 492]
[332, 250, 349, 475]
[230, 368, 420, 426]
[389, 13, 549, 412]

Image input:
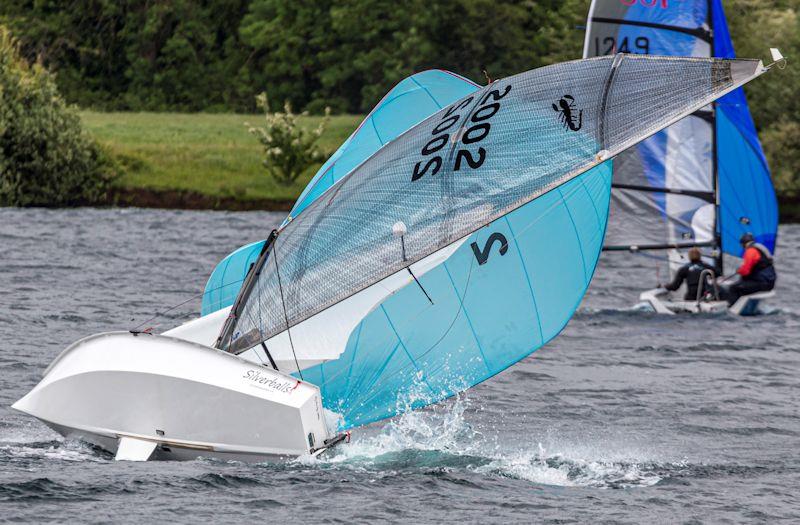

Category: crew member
[662, 247, 715, 300]
[725, 232, 776, 306]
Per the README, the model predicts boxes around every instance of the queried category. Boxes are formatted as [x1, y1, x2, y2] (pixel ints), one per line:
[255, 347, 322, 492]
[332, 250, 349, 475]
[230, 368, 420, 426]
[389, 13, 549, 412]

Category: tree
[0, 26, 113, 206]
[240, 0, 334, 112]
[249, 92, 330, 186]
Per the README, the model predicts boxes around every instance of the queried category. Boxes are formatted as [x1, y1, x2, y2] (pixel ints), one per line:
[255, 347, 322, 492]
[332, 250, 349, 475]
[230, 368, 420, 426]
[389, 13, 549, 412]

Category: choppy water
[1, 208, 798, 523]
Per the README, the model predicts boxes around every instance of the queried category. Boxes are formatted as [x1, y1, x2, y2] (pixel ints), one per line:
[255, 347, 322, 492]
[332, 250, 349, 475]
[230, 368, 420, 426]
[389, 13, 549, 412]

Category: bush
[0, 26, 113, 206]
[248, 92, 330, 186]
[762, 120, 800, 198]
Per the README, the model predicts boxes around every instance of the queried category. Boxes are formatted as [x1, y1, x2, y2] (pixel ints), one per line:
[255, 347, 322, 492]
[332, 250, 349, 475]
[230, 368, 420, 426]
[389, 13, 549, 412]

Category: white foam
[310, 394, 670, 488]
[0, 440, 106, 463]
[0, 419, 106, 463]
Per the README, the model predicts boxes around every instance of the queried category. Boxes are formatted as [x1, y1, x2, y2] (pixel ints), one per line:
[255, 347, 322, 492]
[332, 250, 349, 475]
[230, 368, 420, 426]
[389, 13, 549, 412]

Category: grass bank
[80, 111, 362, 209]
[81, 111, 800, 220]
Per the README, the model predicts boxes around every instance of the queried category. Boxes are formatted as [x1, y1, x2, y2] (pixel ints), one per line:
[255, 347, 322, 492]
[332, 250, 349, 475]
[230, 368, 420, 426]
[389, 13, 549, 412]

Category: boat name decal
[243, 369, 297, 393]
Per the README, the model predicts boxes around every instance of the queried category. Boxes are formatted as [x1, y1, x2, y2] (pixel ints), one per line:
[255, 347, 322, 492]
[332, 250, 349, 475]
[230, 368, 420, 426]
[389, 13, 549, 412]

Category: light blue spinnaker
[201, 240, 265, 316]
[583, 0, 778, 262]
[201, 70, 479, 315]
[216, 56, 766, 429]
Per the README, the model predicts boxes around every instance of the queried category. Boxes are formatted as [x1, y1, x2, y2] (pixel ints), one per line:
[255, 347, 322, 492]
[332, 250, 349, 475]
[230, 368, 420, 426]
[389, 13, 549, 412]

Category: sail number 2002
[411, 85, 512, 182]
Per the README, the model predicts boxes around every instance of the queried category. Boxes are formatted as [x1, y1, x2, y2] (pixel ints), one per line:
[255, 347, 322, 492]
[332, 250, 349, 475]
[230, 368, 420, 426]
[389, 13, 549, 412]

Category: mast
[709, 0, 724, 276]
[215, 229, 278, 350]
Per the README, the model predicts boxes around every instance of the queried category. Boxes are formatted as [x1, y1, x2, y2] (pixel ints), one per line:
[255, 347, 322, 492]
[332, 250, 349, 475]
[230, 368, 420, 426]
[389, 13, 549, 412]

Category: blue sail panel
[288, 70, 479, 221]
[712, 0, 778, 254]
[717, 107, 778, 255]
[303, 162, 612, 429]
[200, 240, 264, 316]
[584, 0, 716, 251]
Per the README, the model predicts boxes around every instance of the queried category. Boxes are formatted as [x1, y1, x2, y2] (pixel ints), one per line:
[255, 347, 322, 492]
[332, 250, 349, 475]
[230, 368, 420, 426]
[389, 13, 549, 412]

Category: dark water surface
[1, 208, 798, 523]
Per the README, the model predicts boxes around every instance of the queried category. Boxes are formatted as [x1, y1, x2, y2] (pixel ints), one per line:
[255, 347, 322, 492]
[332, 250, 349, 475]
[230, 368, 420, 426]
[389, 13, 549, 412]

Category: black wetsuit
[665, 261, 716, 300]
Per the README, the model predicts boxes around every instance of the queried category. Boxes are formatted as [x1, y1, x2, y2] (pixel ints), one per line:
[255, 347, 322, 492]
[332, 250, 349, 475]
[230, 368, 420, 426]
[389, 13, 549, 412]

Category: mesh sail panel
[605, 188, 713, 248]
[222, 55, 761, 352]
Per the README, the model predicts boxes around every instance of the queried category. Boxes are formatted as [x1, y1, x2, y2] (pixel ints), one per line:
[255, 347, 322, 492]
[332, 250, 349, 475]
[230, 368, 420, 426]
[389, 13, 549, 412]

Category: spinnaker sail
[216, 54, 769, 429]
[583, 0, 778, 268]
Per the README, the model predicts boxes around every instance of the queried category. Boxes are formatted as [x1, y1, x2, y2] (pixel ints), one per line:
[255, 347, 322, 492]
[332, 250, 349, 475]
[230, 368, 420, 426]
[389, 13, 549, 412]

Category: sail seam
[411, 76, 443, 110]
[443, 263, 493, 375]
[341, 322, 363, 402]
[380, 306, 436, 395]
[504, 216, 544, 345]
[579, 176, 604, 235]
[557, 187, 589, 283]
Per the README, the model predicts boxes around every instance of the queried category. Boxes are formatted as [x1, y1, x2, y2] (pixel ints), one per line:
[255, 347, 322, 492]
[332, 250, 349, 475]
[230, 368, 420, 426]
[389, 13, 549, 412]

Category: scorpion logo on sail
[552, 95, 583, 131]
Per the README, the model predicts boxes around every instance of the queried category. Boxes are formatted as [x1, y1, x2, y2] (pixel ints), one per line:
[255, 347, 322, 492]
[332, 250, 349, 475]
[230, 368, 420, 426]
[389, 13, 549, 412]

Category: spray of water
[301, 393, 669, 488]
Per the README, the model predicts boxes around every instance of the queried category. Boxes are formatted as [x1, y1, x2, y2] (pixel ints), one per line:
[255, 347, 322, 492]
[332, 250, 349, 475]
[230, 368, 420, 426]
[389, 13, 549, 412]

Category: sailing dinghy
[14, 54, 777, 460]
[583, 0, 781, 315]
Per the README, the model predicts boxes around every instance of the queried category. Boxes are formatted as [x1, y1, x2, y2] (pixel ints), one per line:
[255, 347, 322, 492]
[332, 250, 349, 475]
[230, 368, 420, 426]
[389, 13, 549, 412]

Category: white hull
[13, 331, 332, 461]
[637, 288, 774, 316]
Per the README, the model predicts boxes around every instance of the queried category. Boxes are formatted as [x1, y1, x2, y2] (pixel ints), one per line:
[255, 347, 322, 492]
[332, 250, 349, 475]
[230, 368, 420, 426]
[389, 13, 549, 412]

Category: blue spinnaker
[301, 162, 612, 428]
[201, 70, 478, 315]
[583, 0, 777, 260]
[712, 0, 778, 254]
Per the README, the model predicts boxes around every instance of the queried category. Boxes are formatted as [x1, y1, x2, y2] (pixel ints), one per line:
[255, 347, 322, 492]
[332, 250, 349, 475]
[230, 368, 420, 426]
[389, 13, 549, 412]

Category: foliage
[248, 93, 330, 186]
[0, 0, 798, 200]
[0, 26, 112, 206]
[81, 111, 358, 201]
[763, 121, 800, 198]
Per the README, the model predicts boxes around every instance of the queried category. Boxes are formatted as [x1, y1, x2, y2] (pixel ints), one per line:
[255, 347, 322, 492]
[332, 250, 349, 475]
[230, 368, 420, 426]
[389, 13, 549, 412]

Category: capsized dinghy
[14, 54, 776, 460]
[583, 0, 781, 315]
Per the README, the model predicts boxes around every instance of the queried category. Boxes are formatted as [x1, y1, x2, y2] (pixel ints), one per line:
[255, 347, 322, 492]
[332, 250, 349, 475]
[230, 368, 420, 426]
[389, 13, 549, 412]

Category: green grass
[80, 111, 362, 201]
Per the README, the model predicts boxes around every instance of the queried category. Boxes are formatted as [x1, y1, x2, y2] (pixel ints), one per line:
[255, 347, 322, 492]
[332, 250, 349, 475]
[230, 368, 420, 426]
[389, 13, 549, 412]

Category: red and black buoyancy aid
[747, 242, 776, 283]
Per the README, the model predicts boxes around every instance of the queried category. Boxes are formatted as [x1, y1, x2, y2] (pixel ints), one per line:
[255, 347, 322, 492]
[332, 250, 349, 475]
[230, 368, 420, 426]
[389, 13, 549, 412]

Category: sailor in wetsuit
[725, 232, 777, 306]
[661, 247, 715, 300]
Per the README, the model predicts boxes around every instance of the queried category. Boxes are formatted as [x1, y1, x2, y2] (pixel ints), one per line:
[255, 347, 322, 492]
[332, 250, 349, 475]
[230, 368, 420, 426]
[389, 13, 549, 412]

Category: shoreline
[28, 186, 800, 222]
[106, 187, 295, 212]
[109, 188, 800, 222]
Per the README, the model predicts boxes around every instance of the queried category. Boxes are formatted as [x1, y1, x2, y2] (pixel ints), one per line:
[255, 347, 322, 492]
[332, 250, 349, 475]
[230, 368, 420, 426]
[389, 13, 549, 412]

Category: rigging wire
[129, 277, 246, 332]
[272, 236, 305, 380]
